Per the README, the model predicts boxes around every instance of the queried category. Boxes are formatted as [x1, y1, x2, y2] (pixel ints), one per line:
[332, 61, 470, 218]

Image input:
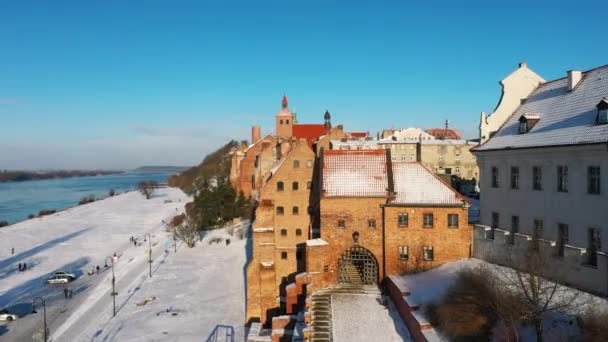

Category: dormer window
[597, 98, 608, 125]
[518, 114, 540, 134]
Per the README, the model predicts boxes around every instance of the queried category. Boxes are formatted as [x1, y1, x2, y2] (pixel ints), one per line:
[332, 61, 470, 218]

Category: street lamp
[144, 233, 152, 278]
[32, 296, 48, 342]
[173, 233, 177, 253]
[106, 255, 118, 317]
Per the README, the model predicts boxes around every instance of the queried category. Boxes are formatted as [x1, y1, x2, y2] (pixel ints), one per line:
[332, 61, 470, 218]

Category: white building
[473, 63, 608, 295]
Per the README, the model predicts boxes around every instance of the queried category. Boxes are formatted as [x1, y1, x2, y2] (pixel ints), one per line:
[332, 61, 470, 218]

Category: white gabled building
[473, 63, 608, 295]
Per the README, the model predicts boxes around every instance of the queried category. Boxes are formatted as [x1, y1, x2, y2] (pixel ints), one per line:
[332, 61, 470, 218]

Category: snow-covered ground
[394, 258, 608, 340]
[331, 294, 411, 342]
[0, 188, 190, 341]
[94, 228, 247, 341]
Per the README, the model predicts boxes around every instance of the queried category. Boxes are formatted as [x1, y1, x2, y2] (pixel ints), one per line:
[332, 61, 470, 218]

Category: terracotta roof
[425, 128, 461, 140]
[349, 132, 368, 138]
[293, 124, 327, 144]
[322, 150, 388, 197]
[475, 64, 608, 151]
[391, 162, 466, 205]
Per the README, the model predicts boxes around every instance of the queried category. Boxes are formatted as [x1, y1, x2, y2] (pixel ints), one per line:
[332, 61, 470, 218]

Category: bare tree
[165, 213, 198, 248]
[138, 180, 158, 200]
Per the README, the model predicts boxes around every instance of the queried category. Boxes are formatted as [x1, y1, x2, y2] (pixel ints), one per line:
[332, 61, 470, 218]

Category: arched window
[292, 182, 299, 191]
[293, 160, 300, 168]
[277, 206, 284, 215]
[280, 120, 283, 124]
[286, 120, 289, 124]
[277, 181, 284, 191]
[292, 206, 299, 215]
[296, 228, 302, 236]
[281, 229, 287, 236]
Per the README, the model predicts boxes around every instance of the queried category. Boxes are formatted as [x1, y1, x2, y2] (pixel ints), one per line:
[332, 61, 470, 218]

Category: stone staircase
[302, 285, 381, 342]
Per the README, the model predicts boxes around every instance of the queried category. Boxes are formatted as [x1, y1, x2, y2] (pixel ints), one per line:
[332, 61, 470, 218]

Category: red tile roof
[322, 150, 388, 197]
[349, 132, 368, 138]
[293, 124, 327, 144]
[425, 128, 461, 140]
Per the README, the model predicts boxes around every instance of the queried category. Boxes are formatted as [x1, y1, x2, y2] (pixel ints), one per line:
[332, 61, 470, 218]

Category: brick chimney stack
[251, 126, 261, 144]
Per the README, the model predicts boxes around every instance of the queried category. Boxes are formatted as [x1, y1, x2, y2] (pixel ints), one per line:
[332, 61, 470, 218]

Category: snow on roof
[253, 227, 274, 233]
[330, 140, 379, 147]
[476, 65, 608, 151]
[322, 150, 388, 197]
[391, 162, 465, 205]
[306, 238, 328, 247]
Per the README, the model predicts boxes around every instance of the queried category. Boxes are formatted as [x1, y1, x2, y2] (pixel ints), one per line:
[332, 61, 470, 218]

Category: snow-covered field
[331, 294, 411, 342]
[94, 228, 247, 341]
[0, 188, 191, 341]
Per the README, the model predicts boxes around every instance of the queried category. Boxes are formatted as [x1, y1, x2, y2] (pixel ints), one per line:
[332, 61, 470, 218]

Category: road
[1, 224, 176, 342]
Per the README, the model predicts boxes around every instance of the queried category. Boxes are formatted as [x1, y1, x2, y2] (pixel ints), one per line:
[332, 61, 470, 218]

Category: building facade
[473, 64, 608, 295]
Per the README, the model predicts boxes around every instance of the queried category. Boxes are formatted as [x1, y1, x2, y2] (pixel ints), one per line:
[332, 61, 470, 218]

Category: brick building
[246, 140, 317, 325]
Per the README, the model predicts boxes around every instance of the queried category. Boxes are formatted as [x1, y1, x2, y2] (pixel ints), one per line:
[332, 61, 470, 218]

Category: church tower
[324, 110, 332, 131]
[276, 95, 294, 139]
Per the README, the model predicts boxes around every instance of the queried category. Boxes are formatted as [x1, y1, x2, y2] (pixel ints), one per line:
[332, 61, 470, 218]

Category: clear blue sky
[1, 0, 606, 169]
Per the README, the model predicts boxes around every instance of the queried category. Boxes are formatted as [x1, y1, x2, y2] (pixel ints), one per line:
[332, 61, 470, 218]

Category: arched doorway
[337, 244, 379, 285]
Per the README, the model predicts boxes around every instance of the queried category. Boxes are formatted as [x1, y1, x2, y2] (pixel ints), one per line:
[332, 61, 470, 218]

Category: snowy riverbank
[0, 188, 190, 341]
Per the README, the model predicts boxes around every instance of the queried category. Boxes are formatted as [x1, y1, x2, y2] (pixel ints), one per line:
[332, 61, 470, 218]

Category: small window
[398, 213, 408, 227]
[293, 160, 300, 168]
[588, 166, 601, 194]
[533, 166, 542, 191]
[557, 166, 568, 192]
[423, 246, 434, 261]
[423, 213, 434, 228]
[276, 206, 284, 216]
[491, 167, 499, 188]
[292, 182, 299, 191]
[368, 219, 376, 229]
[292, 206, 299, 215]
[277, 181, 284, 192]
[599, 109, 608, 124]
[401, 155, 406, 161]
[455, 167, 460, 174]
[510, 167, 520, 189]
[306, 181, 312, 190]
[281, 251, 288, 260]
[281, 229, 287, 236]
[296, 228, 302, 236]
[306, 160, 313, 168]
[286, 119, 289, 124]
[518, 121, 528, 134]
[337, 219, 345, 228]
[280, 120, 283, 124]
[399, 246, 409, 260]
[447, 214, 459, 228]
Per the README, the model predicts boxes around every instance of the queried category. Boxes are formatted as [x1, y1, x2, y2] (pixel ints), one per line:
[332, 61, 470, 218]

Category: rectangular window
[533, 166, 542, 190]
[401, 154, 406, 161]
[510, 166, 520, 189]
[423, 246, 434, 261]
[557, 165, 568, 192]
[491, 167, 499, 188]
[306, 181, 312, 190]
[368, 219, 376, 229]
[293, 160, 300, 168]
[533, 219, 543, 251]
[447, 214, 459, 228]
[557, 224, 569, 258]
[509, 216, 519, 245]
[423, 213, 434, 228]
[399, 246, 409, 260]
[281, 251, 288, 260]
[588, 228, 601, 267]
[337, 219, 345, 228]
[398, 213, 408, 227]
[588, 166, 601, 194]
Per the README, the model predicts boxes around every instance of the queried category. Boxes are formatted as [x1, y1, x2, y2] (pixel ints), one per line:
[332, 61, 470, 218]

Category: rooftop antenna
[445, 119, 449, 130]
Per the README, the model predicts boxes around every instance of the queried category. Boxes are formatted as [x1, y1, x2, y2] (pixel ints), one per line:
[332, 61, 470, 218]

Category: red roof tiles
[425, 128, 461, 140]
[293, 124, 327, 144]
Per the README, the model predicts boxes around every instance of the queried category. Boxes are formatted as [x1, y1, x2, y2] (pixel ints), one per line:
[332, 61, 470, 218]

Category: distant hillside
[168, 140, 241, 194]
[0, 170, 122, 183]
[132, 166, 191, 173]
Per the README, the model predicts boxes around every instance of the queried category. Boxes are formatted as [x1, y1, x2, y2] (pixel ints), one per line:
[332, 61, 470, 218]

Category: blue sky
[1, 0, 606, 169]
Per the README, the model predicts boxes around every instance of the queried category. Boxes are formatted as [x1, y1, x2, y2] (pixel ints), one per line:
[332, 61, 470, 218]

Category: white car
[53, 271, 76, 280]
[45, 275, 71, 284]
[0, 309, 18, 321]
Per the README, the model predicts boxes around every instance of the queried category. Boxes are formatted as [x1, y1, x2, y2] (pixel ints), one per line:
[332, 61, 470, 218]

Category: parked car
[52, 271, 76, 280]
[45, 275, 72, 285]
[0, 309, 18, 321]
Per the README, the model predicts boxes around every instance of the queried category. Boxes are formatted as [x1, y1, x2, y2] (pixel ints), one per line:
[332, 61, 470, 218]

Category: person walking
[11, 247, 14, 255]
[18, 262, 22, 272]
[23, 262, 27, 271]
[64, 288, 69, 299]
[96, 265, 100, 274]
[68, 288, 73, 298]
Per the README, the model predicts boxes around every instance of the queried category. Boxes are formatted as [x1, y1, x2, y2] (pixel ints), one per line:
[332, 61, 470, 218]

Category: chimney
[519, 61, 527, 68]
[251, 126, 261, 144]
[567, 70, 582, 91]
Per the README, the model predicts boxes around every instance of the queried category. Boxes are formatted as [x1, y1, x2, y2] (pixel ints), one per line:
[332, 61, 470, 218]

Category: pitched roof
[391, 162, 465, 205]
[476, 65, 608, 151]
[322, 150, 388, 197]
[293, 124, 327, 144]
[425, 128, 461, 140]
[349, 132, 368, 138]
